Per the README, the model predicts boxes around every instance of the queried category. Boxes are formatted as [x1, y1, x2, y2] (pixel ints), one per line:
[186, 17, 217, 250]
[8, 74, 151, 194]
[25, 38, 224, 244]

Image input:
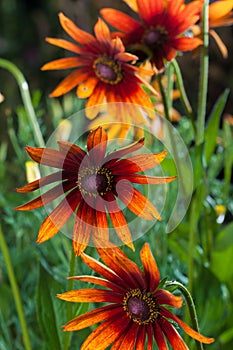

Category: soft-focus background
[0, 1, 233, 349]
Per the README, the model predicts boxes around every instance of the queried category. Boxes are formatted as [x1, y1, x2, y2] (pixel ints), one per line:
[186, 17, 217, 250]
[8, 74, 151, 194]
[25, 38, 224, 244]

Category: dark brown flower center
[143, 26, 168, 48]
[123, 289, 159, 325]
[78, 167, 113, 197]
[93, 57, 123, 84]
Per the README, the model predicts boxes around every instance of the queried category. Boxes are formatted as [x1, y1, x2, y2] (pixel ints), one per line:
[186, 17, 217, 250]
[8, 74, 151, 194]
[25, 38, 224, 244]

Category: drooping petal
[153, 321, 168, 350]
[105, 194, 134, 250]
[62, 304, 122, 332]
[44, 37, 83, 54]
[49, 69, 90, 97]
[140, 243, 160, 292]
[100, 8, 141, 33]
[37, 188, 81, 243]
[58, 12, 95, 45]
[81, 313, 130, 350]
[57, 288, 122, 303]
[160, 307, 215, 344]
[155, 289, 183, 308]
[68, 275, 124, 293]
[97, 244, 146, 289]
[87, 126, 108, 165]
[158, 317, 189, 350]
[117, 182, 162, 221]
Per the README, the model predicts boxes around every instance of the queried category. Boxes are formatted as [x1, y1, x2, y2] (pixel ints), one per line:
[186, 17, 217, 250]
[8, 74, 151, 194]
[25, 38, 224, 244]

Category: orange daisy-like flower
[41, 12, 155, 120]
[101, 0, 203, 70]
[58, 243, 214, 349]
[15, 127, 175, 255]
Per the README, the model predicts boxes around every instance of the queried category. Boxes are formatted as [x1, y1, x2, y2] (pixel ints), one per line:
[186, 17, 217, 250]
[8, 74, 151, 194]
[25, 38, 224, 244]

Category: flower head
[58, 243, 214, 349]
[101, 0, 203, 70]
[15, 127, 175, 255]
[41, 13, 155, 120]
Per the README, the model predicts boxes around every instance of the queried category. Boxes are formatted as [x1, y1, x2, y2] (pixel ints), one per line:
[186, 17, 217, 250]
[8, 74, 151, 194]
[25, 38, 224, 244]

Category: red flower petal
[135, 326, 146, 350]
[87, 126, 108, 165]
[94, 17, 112, 45]
[110, 321, 139, 349]
[140, 243, 160, 292]
[101, 8, 141, 33]
[16, 170, 65, 193]
[57, 141, 86, 163]
[104, 138, 144, 164]
[62, 304, 122, 332]
[137, 0, 163, 25]
[41, 57, 84, 70]
[153, 321, 169, 350]
[155, 289, 183, 308]
[44, 37, 83, 54]
[57, 288, 122, 303]
[68, 275, 124, 293]
[158, 317, 189, 350]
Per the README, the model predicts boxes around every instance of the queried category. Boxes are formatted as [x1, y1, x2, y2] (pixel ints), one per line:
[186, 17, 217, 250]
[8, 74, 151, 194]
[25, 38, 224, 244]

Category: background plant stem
[0, 225, 32, 350]
[0, 58, 45, 147]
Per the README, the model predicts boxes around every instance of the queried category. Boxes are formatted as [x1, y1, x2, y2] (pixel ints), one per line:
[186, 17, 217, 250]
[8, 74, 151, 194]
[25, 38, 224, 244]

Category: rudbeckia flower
[15, 127, 175, 255]
[101, 0, 203, 70]
[58, 242, 214, 349]
[41, 12, 155, 120]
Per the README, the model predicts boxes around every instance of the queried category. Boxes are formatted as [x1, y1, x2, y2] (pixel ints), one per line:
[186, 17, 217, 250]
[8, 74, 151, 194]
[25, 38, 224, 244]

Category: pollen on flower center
[144, 27, 168, 47]
[78, 167, 113, 197]
[93, 57, 123, 84]
[123, 289, 159, 325]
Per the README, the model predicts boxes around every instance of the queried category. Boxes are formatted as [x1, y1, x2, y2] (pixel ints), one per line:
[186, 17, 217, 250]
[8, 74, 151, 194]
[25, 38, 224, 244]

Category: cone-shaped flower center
[123, 289, 159, 325]
[144, 27, 168, 48]
[78, 167, 113, 197]
[93, 57, 123, 84]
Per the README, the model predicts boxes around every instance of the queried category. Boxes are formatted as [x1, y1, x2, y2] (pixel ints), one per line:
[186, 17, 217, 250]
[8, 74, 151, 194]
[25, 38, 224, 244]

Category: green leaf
[36, 263, 66, 350]
[214, 222, 233, 251]
[204, 89, 229, 164]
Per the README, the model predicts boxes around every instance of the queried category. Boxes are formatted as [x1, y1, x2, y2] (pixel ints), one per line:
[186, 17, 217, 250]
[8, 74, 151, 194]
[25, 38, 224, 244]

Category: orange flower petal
[81, 312, 129, 350]
[97, 245, 146, 289]
[62, 304, 122, 332]
[209, 0, 233, 22]
[115, 52, 138, 62]
[57, 141, 86, 162]
[171, 37, 203, 51]
[160, 307, 215, 344]
[41, 57, 83, 70]
[135, 326, 146, 350]
[147, 324, 153, 350]
[77, 77, 99, 98]
[117, 183, 162, 221]
[119, 174, 177, 184]
[85, 84, 107, 120]
[44, 37, 83, 54]
[122, 0, 138, 12]
[155, 289, 183, 308]
[100, 8, 141, 33]
[94, 17, 112, 44]
[110, 322, 139, 349]
[140, 243, 160, 292]
[104, 138, 144, 163]
[58, 12, 95, 45]
[57, 288, 122, 303]
[49, 69, 90, 97]
[37, 188, 81, 243]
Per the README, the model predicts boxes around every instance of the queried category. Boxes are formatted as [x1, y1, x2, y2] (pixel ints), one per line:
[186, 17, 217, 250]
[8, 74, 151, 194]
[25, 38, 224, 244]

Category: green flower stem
[157, 73, 170, 121]
[171, 59, 195, 129]
[0, 58, 45, 147]
[63, 249, 76, 350]
[196, 0, 209, 145]
[165, 280, 204, 350]
[0, 225, 32, 350]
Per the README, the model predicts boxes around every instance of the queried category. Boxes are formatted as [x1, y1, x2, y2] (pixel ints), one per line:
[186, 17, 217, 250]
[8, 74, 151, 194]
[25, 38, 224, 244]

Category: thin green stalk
[0, 225, 32, 350]
[157, 73, 170, 121]
[165, 280, 204, 350]
[196, 0, 209, 145]
[171, 59, 195, 129]
[0, 58, 45, 147]
[63, 249, 76, 350]
[188, 195, 198, 293]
